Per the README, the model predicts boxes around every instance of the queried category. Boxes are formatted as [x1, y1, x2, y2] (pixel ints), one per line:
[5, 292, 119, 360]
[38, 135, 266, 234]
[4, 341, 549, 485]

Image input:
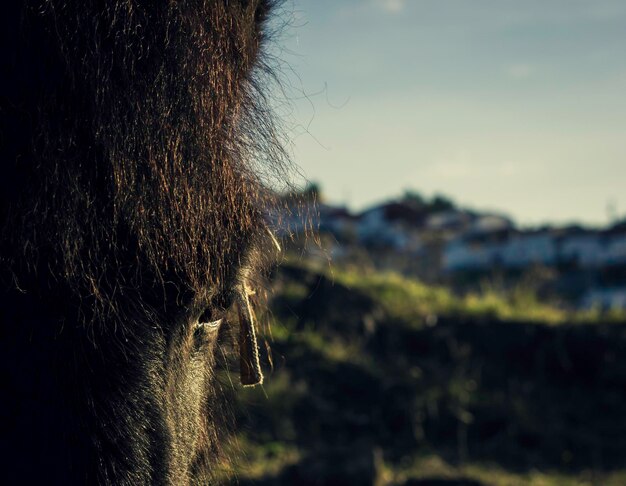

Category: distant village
[279, 186, 626, 311]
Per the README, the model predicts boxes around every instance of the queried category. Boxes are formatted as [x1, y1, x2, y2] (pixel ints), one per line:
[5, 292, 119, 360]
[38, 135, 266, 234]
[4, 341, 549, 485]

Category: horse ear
[237, 286, 264, 386]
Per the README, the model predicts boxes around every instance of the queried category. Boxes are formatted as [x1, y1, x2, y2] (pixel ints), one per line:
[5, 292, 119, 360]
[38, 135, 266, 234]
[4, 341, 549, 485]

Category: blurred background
[224, 1, 626, 485]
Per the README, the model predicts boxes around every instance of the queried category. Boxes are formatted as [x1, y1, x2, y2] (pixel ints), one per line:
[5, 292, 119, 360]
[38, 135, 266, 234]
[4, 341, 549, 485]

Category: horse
[0, 1, 284, 483]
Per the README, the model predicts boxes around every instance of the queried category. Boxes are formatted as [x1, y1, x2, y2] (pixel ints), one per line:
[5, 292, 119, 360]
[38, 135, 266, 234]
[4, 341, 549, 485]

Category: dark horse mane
[1, 1, 285, 483]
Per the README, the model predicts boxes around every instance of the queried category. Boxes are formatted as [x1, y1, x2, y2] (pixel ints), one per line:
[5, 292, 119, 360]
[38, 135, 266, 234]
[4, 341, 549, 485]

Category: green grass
[228, 261, 626, 485]
[324, 264, 626, 325]
[389, 455, 626, 486]
[216, 434, 301, 483]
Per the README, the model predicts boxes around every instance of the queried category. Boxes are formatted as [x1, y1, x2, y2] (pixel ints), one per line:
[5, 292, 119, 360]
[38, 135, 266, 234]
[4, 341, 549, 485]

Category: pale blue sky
[272, 0, 626, 226]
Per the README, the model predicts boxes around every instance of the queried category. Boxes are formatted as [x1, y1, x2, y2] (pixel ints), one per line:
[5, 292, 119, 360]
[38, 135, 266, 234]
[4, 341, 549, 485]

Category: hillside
[220, 262, 626, 485]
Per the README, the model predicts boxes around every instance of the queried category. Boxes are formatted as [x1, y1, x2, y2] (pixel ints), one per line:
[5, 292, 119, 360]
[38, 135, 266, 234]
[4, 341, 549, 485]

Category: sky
[268, 0, 626, 227]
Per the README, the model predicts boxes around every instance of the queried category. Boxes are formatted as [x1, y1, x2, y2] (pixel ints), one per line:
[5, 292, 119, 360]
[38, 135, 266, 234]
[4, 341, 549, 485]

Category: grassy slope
[224, 262, 626, 485]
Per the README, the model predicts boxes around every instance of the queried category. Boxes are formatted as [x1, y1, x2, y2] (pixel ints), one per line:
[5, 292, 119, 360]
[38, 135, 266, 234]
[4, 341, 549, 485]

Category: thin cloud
[375, 0, 406, 14]
[505, 63, 536, 80]
[336, 0, 407, 19]
[429, 151, 473, 179]
[497, 161, 522, 177]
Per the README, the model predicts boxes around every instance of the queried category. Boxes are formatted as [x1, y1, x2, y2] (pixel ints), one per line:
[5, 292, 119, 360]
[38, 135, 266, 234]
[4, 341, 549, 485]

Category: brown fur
[0, 1, 285, 483]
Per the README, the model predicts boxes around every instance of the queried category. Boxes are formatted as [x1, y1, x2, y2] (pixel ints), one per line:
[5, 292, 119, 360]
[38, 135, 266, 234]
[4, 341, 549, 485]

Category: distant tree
[609, 218, 626, 232]
[402, 190, 425, 207]
[303, 182, 322, 202]
[280, 181, 322, 204]
[431, 194, 455, 212]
